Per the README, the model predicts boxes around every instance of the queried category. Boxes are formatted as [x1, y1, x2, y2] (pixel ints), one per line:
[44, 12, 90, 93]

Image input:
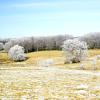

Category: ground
[0, 49, 100, 100]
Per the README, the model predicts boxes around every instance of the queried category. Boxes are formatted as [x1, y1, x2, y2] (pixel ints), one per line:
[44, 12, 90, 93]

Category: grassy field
[0, 49, 100, 99]
[0, 49, 100, 70]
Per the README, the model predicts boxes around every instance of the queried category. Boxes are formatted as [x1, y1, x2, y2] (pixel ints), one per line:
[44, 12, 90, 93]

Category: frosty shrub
[8, 45, 26, 61]
[0, 43, 4, 51]
[37, 59, 54, 67]
[62, 39, 88, 63]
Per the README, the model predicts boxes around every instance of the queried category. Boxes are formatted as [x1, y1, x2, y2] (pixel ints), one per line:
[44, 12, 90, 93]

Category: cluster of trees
[4, 37, 34, 53]
[0, 32, 99, 53]
[3, 34, 73, 53]
[80, 32, 100, 49]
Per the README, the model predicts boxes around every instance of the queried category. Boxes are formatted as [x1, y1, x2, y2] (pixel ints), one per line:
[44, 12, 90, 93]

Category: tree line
[0, 32, 100, 53]
[2, 35, 73, 53]
[80, 32, 100, 49]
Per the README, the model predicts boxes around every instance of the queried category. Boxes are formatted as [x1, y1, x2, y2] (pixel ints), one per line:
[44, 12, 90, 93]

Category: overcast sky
[0, 0, 100, 38]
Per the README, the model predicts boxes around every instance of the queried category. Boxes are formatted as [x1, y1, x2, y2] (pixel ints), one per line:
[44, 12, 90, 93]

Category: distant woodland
[0, 32, 100, 53]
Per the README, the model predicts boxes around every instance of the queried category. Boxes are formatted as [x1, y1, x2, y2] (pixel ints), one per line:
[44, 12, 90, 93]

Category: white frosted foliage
[8, 45, 26, 61]
[0, 42, 4, 51]
[62, 39, 88, 63]
[37, 59, 54, 67]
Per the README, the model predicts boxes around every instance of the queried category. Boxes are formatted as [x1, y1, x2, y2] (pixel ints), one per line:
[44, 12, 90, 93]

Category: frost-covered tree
[62, 39, 88, 63]
[80, 32, 100, 49]
[4, 39, 18, 52]
[4, 37, 34, 53]
[0, 43, 4, 51]
[8, 45, 26, 61]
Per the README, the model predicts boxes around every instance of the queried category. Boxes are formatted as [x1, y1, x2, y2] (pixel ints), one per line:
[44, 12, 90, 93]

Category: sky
[0, 0, 100, 38]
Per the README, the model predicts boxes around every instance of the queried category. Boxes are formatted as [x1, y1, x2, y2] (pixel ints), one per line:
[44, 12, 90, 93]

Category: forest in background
[0, 32, 100, 53]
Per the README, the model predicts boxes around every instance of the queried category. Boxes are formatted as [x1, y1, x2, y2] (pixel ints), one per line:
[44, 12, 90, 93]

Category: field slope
[0, 50, 100, 99]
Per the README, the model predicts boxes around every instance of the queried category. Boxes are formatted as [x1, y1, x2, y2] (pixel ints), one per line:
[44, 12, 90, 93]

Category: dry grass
[1, 67, 100, 99]
[0, 49, 100, 99]
[0, 49, 100, 64]
[0, 51, 12, 64]
[25, 50, 62, 64]
[0, 49, 100, 70]
[88, 49, 100, 57]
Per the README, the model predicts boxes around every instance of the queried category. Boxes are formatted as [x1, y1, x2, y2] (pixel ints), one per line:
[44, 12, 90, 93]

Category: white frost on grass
[94, 85, 100, 90]
[63, 96, 68, 100]
[38, 96, 45, 100]
[92, 58, 97, 70]
[37, 59, 54, 67]
[76, 84, 88, 90]
[96, 55, 100, 60]
[80, 64, 85, 70]
[75, 90, 88, 95]
[21, 95, 27, 100]
[1, 97, 8, 100]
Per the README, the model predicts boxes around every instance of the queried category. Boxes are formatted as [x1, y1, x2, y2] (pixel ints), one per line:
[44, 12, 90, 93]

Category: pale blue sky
[0, 0, 100, 38]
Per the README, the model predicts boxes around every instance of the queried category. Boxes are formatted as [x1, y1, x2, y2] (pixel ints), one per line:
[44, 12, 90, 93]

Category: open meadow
[0, 0, 100, 99]
[0, 49, 100, 100]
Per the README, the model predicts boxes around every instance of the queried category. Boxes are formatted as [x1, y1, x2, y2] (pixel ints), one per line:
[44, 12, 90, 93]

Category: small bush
[8, 45, 26, 61]
[62, 39, 88, 63]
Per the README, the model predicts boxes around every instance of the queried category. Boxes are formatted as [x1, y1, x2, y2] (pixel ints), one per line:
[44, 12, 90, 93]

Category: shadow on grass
[0, 59, 12, 64]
